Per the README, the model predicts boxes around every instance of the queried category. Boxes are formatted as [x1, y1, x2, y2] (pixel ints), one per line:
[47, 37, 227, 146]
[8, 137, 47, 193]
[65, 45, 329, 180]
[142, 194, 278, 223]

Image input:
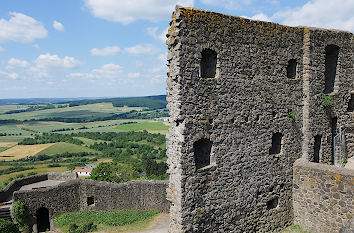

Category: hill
[63, 95, 167, 110]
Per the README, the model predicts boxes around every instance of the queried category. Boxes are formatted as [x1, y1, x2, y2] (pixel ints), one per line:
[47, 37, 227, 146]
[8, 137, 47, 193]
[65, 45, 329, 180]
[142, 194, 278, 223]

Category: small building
[72, 169, 92, 177]
[82, 164, 97, 169]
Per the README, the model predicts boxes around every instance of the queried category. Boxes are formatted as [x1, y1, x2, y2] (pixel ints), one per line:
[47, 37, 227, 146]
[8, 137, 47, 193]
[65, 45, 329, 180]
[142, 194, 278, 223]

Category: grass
[0, 147, 9, 153]
[0, 143, 54, 160]
[282, 225, 311, 233]
[36, 142, 98, 156]
[54, 210, 160, 233]
[74, 137, 108, 146]
[115, 121, 169, 134]
[0, 103, 143, 121]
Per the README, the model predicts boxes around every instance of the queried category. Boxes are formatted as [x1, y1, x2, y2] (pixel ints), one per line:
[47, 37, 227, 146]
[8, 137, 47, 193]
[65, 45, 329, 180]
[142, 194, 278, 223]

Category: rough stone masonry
[166, 5, 353, 233]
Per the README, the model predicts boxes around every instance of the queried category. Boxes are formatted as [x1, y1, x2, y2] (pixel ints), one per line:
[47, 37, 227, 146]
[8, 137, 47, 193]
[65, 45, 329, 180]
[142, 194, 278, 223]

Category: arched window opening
[313, 135, 322, 163]
[200, 49, 217, 78]
[193, 138, 212, 169]
[286, 59, 297, 78]
[36, 207, 50, 232]
[324, 45, 340, 94]
[269, 133, 283, 155]
[348, 94, 354, 112]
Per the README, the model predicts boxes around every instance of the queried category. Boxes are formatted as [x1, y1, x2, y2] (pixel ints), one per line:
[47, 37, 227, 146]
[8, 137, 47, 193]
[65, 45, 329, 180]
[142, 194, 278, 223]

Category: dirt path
[131, 213, 169, 233]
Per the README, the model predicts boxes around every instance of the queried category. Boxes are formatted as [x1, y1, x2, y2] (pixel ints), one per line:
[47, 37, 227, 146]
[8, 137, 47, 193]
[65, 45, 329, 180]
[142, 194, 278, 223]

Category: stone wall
[301, 28, 353, 163]
[166, 5, 353, 233]
[0, 172, 77, 203]
[13, 179, 168, 221]
[293, 158, 354, 233]
[47, 172, 78, 181]
[0, 174, 48, 203]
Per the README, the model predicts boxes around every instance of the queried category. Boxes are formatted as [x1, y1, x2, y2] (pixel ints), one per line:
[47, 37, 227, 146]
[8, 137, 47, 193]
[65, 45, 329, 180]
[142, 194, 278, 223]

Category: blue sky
[0, 0, 353, 98]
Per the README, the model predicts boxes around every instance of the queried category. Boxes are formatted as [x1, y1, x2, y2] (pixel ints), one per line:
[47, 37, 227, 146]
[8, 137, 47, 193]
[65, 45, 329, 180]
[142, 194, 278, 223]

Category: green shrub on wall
[322, 94, 334, 108]
[0, 219, 20, 233]
[11, 201, 32, 233]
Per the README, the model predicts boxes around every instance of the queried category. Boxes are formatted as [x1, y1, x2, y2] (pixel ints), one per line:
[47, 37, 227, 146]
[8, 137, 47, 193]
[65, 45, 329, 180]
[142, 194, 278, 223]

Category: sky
[0, 0, 353, 98]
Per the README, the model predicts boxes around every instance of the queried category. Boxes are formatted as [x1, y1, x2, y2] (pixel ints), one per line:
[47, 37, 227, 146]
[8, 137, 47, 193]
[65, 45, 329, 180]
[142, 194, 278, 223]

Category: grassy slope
[115, 121, 169, 134]
[55, 210, 160, 233]
[36, 142, 98, 156]
[0, 103, 144, 121]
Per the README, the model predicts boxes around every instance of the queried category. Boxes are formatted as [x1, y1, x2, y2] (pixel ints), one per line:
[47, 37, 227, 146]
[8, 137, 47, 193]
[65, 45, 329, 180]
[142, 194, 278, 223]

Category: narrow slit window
[194, 138, 212, 169]
[269, 133, 283, 155]
[331, 117, 338, 164]
[200, 49, 217, 78]
[324, 45, 340, 94]
[286, 59, 297, 78]
[348, 94, 354, 112]
[313, 135, 321, 163]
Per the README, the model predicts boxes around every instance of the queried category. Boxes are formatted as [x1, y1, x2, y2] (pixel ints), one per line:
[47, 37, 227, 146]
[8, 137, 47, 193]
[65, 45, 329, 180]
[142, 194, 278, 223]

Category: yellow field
[0, 143, 54, 160]
[0, 142, 18, 147]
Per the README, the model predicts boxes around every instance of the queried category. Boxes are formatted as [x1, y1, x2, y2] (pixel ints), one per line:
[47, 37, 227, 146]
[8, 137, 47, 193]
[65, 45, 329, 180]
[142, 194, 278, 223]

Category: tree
[90, 162, 139, 183]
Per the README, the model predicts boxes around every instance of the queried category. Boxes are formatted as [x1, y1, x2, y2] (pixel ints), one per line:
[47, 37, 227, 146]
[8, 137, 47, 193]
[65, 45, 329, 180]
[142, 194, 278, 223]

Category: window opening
[267, 197, 279, 210]
[269, 133, 283, 155]
[87, 196, 95, 206]
[194, 138, 212, 169]
[287, 59, 297, 78]
[313, 135, 322, 163]
[200, 49, 217, 78]
[324, 45, 340, 94]
[348, 94, 354, 112]
[331, 117, 338, 164]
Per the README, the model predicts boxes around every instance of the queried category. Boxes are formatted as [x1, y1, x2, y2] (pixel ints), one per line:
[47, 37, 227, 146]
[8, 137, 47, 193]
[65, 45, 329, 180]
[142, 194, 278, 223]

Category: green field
[0, 103, 144, 121]
[55, 210, 160, 233]
[115, 121, 169, 133]
[36, 142, 98, 156]
[0, 147, 8, 153]
[0, 124, 32, 137]
[0, 105, 28, 114]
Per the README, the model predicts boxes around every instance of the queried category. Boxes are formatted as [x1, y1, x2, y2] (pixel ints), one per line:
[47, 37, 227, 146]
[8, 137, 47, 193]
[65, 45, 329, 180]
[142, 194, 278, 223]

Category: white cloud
[34, 53, 80, 70]
[146, 27, 168, 42]
[53, 20, 65, 32]
[68, 64, 124, 80]
[32, 44, 39, 49]
[0, 12, 47, 43]
[272, 0, 354, 32]
[7, 58, 29, 68]
[127, 72, 141, 78]
[0, 70, 19, 79]
[84, 0, 194, 24]
[0, 46, 4, 52]
[90, 46, 120, 56]
[248, 13, 271, 22]
[124, 44, 158, 55]
[200, 0, 252, 10]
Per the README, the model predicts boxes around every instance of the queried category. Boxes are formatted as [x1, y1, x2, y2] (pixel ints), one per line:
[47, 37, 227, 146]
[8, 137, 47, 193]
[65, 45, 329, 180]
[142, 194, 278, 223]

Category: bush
[0, 219, 20, 233]
[11, 201, 32, 233]
[322, 94, 334, 107]
[68, 222, 97, 233]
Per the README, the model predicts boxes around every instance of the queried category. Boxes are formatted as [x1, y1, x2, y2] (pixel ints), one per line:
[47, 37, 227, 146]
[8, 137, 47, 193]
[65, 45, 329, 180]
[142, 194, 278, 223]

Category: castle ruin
[166, 6, 353, 233]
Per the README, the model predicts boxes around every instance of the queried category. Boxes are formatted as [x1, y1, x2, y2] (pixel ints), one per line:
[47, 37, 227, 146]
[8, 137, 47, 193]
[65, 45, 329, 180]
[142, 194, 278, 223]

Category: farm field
[115, 121, 169, 134]
[0, 105, 28, 114]
[37, 142, 98, 156]
[0, 143, 54, 160]
[0, 103, 144, 121]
